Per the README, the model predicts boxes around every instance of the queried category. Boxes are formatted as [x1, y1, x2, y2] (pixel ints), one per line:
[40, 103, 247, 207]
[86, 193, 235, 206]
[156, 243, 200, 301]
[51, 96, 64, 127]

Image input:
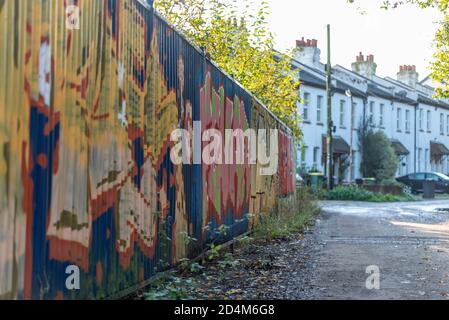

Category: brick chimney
[351, 52, 377, 79]
[397, 65, 419, 88]
[295, 37, 321, 68]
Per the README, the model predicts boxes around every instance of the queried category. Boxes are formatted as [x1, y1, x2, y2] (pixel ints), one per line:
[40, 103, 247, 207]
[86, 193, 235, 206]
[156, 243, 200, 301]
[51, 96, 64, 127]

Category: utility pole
[326, 24, 334, 190]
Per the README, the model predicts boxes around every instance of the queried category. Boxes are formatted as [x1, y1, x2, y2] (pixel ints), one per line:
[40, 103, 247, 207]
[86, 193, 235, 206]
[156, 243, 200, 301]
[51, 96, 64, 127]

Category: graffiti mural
[0, 0, 296, 299]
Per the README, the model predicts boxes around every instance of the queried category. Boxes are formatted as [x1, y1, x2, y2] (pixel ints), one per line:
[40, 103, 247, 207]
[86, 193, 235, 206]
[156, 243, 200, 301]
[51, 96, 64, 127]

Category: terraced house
[294, 38, 449, 183]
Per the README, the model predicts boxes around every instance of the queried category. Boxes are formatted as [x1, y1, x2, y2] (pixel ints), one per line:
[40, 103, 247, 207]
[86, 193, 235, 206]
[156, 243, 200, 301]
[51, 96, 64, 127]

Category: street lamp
[346, 90, 354, 184]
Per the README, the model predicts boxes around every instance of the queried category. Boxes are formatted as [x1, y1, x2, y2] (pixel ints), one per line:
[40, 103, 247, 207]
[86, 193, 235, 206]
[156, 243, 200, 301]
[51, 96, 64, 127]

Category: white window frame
[441, 113, 445, 135]
[396, 107, 402, 132]
[301, 146, 308, 167]
[418, 148, 422, 172]
[405, 110, 410, 133]
[419, 109, 423, 130]
[317, 95, 323, 123]
[379, 103, 385, 127]
[446, 115, 449, 135]
[351, 102, 357, 128]
[339, 100, 346, 127]
[369, 101, 375, 125]
[303, 92, 310, 121]
[313, 147, 319, 167]
[425, 148, 429, 171]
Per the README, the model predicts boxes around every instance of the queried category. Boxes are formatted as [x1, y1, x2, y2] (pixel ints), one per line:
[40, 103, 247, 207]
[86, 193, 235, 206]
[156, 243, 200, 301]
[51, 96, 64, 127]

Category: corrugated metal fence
[0, 0, 296, 299]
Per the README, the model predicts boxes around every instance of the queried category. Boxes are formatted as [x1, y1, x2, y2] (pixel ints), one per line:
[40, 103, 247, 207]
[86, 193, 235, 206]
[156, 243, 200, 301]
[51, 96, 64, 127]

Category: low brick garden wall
[362, 185, 404, 195]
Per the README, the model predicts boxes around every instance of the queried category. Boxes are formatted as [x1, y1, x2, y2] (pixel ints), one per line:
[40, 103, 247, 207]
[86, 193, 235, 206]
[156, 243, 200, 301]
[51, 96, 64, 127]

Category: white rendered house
[293, 38, 449, 182]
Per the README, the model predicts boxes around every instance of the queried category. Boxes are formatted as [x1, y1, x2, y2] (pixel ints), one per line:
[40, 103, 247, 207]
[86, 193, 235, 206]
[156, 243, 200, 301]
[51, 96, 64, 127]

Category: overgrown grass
[253, 187, 320, 239]
[141, 189, 319, 300]
[324, 185, 415, 202]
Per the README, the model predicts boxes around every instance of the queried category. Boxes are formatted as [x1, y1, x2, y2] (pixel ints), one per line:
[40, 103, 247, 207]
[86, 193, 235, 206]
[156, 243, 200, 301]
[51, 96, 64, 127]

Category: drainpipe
[360, 97, 368, 178]
[414, 104, 418, 173]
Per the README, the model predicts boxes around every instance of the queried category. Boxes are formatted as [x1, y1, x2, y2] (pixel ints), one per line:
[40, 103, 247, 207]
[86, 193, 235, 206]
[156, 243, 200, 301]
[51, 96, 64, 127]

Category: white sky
[264, 0, 443, 79]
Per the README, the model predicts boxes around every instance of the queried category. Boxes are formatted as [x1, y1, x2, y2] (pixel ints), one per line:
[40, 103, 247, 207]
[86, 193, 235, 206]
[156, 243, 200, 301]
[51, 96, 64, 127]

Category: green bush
[360, 129, 399, 183]
[326, 186, 373, 201]
[325, 185, 414, 202]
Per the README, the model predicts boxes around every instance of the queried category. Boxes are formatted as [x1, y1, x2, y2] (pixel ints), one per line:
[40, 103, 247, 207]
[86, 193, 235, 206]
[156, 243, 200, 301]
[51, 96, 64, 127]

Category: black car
[396, 172, 449, 194]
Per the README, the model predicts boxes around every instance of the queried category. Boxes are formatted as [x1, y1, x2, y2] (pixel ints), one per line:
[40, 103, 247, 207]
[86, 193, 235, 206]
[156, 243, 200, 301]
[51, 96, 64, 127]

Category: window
[316, 95, 323, 123]
[446, 115, 449, 135]
[369, 101, 375, 126]
[351, 102, 357, 128]
[396, 108, 402, 131]
[406, 154, 410, 174]
[405, 110, 410, 133]
[418, 148, 422, 172]
[415, 172, 425, 180]
[441, 113, 445, 135]
[339, 100, 346, 127]
[379, 104, 385, 127]
[426, 173, 440, 182]
[425, 148, 429, 171]
[419, 109, 423, 130]
[427, 110, 431, 132]
[301, 146, 308, 166]
[351, 152, 356, 180]
[313, 147, 320, 167]
[303, 92, 310, 121]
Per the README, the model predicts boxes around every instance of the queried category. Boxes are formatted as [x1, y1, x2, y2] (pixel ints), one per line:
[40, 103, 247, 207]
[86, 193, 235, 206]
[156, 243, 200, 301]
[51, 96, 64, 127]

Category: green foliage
[190, 262, 204, 274]
[154, 0, 301, 139]
[253, 187, 320, 239]
[208, 243, 222, 261]
[431, 14, 449, 99]
[359, 128, 399, 183]
[326, 185, 374, 201]
[144, 277, 194, 300]
[217, 253, 240, 269]
[325, 185, 415, 202]
[347, 0, 448, 11]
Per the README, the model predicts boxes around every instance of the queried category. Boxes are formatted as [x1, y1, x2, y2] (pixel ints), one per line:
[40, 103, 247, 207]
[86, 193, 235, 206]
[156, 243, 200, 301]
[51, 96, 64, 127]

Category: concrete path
[307, 200, 449, 299]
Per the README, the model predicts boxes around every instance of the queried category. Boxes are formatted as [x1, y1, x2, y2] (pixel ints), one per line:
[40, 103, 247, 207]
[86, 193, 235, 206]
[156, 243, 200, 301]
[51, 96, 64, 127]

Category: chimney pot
[352, 51, 377, 79]
[397, 64, 419, 87]
[294, 37, 321, 67]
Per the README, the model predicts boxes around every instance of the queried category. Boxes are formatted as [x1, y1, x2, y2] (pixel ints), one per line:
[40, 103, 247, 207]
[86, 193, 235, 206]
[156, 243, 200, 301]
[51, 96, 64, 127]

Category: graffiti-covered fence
[0, 0, 296, 299]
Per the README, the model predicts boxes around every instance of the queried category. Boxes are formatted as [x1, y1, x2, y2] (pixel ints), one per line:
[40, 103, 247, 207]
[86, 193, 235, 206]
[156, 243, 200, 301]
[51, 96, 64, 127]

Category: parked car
[396, 172, 449, 194]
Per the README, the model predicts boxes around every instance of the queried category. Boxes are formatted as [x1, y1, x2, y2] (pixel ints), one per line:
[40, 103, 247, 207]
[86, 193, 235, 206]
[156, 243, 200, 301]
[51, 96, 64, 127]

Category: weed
[208, 243, 222, 261]
[190, 262, 204, 274]
[253, 187, 320, 240]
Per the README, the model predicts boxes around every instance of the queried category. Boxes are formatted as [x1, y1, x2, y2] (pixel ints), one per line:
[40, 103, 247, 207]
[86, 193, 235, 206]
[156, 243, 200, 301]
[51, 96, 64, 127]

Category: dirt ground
[307, 200, 449, 299]
[133, 200, 449, 300]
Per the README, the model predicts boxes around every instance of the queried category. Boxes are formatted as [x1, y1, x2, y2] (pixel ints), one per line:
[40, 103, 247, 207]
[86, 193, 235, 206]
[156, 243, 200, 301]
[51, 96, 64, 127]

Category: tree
[431, 14, 449, 98]
[154, 0, 301, 139]
[347, 0, 448, 10]
[358, 126, 399, 182]
[347, 0, 449, 98]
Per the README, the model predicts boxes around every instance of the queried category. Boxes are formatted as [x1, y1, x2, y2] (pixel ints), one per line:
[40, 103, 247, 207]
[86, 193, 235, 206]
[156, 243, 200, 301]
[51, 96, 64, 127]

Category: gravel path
[133, 200, 449, 300]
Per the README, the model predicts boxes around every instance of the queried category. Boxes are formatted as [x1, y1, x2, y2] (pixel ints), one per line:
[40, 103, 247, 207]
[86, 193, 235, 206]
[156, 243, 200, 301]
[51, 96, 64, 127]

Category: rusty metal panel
[0, 0, 296, 299]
